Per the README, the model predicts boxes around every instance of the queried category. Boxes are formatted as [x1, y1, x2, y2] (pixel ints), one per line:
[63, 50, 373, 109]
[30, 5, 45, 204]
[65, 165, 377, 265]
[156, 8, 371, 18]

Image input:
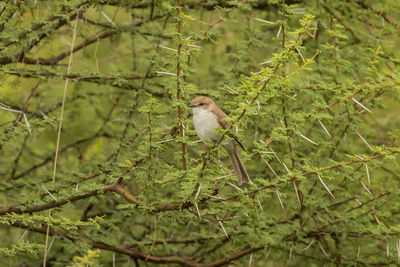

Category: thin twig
[43, 11, 79, 267]
[176, 0, 186, 170]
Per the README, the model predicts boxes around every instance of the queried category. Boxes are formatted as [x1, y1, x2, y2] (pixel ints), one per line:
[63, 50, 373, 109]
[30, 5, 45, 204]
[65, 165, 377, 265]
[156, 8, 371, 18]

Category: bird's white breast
[192, 108, 220, 143]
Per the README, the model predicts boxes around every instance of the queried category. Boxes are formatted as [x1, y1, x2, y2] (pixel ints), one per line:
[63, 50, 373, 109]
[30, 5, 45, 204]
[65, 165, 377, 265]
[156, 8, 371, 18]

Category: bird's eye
[199, 103, 204, 106]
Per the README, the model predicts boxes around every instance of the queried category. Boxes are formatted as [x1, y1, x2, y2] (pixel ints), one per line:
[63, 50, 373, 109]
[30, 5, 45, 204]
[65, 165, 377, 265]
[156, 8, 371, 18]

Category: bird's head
[188, 96, 214, 110]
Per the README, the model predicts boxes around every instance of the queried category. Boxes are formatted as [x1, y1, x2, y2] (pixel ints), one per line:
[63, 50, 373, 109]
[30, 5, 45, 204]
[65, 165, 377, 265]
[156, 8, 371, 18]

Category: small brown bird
[188, 96, 252, 184]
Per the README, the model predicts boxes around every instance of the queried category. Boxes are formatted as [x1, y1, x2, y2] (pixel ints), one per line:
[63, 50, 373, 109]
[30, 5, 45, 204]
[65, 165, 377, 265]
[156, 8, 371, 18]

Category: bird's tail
[227, 147, 252, 185]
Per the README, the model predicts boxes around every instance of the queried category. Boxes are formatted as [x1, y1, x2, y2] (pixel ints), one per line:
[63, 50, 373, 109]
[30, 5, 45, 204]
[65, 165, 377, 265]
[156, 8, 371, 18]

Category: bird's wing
[215, 107, 245, 151]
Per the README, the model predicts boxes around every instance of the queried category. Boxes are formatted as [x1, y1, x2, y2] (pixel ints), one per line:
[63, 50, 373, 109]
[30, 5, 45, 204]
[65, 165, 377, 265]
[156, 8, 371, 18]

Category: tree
[0, 0, 399, 266]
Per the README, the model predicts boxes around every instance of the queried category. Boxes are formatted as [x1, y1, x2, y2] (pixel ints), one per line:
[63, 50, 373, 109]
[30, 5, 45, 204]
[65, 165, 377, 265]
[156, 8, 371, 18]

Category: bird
[188, 96, 252, 185]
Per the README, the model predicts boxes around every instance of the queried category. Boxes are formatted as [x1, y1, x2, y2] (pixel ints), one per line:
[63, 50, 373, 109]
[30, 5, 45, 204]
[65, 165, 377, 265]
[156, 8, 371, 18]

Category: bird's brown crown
[190, 96, 214, 107]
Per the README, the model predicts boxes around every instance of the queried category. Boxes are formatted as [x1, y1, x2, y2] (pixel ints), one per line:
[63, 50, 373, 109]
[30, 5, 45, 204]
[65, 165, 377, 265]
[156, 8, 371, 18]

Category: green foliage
[0, 0, 400, 266]
[0, 241, 44, 258]
[0, 213, 101, 231]
[69, 249, 101, 267]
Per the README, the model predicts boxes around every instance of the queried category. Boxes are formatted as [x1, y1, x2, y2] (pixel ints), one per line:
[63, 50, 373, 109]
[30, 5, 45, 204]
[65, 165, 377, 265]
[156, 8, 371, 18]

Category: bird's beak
[188, 104, 196, 108]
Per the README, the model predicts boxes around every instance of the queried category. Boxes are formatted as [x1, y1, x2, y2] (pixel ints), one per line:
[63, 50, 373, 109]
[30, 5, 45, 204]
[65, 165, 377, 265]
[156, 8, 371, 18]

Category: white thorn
[318, 241, 329, 257]
[158, 45, 178, 52]
[300, 133, 319, 146]
[101, 11, 116, 26]
[275, 190, 284, 210]
[360, 180, 373, 196]
[155, 71, 176, 76]
[195, 183, 202, 200]
[356, 131, 374, 151]
[23, 113, 32, 135]
[317, 174, 334, 198]
[303, 239, 315, 251]
[351, 97, 372, 113]
[41, 185, 57, 201]
[318, 119, 331, 138]
[194, 202, 201, 219]
[222, 82, 239, 94]
[227, 182, 243, 192]
[277, 25, 282, 37]
[217, 217, 229, 238]
[254, 18, 275, 24]
[212, 173, 235, 180]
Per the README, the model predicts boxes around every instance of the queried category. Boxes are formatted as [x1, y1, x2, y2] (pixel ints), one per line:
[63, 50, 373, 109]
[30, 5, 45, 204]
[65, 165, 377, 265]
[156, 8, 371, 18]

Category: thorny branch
[0, 1, 399, 266]
[1, 150, 396, 215]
